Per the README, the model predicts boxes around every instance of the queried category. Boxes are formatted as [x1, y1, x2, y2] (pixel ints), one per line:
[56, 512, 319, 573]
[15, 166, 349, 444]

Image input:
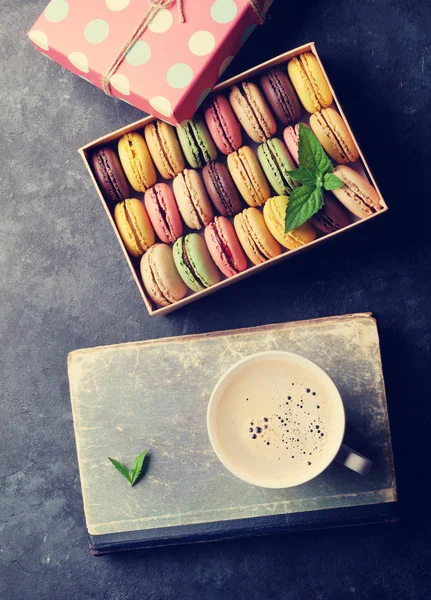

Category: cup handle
[335, 444, 373, 475]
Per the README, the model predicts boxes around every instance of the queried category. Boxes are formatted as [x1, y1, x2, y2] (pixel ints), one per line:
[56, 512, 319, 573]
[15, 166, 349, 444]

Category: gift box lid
[28, 0, 273, 125]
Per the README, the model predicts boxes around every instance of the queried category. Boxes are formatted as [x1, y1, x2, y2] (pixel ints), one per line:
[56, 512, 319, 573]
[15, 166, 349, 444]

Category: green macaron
[173, 234, 221, 291]
[177, 116, 218, 169]
[257, 138, 298, 196]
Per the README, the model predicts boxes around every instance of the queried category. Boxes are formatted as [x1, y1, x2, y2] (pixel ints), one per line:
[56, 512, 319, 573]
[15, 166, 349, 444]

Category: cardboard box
[79, 42, 388, 316]
[28, 0, 272, 125]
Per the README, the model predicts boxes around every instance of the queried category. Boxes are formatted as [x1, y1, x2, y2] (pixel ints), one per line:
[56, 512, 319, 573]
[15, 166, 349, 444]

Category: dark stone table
[1, 0, 430, 598]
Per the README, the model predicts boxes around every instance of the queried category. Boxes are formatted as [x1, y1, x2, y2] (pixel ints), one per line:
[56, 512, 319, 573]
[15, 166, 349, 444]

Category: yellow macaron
[263, 196, 317, 249]
[288, 52, 333, 114]
[310, 108, 359, 164]
[118, 132, 157, 193]
[227, 146, 271, 207]
[234, 207, 281, 265]
[114, 198, 155, 257]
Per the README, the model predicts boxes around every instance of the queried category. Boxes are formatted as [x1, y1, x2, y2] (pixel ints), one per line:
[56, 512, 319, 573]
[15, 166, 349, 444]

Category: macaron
[118, 132, 157, 192]
[144, 120, 185, 179]
[114, 198, 155, 257]
[204, 217, 247, 278]
[310, 108, 359, 164]
[283, 123, 310, 165]
[177, 116, 217, 169]
[257, 138, 297, 196]
[260, 68, 301, 125]
[140, 243, 188, 307]
[287, 52, 333, 113]
[229, 82, 276, 143]
[227, 146, 271, 207]
[173, 233, 221, 292]
[234, 207, 281, 265]
[203, 94, 242, 155]
[91, 147, 129, 205]
[310, 196, 351, 234]
[202, 161, 243, 217]
[173, 169, 214, 230]
[263, 196, 317, 249]
[332, 166, 383, 218]
[144, 183, 183, 244]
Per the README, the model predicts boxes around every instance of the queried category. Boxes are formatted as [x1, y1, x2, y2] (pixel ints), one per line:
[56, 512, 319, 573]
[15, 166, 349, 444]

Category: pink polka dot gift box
[28, 0, 273, 125]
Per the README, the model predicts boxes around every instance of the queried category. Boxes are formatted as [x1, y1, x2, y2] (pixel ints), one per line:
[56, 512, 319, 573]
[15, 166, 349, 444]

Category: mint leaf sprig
[108, 449, 148, 486]
[284, 124, 344, 233]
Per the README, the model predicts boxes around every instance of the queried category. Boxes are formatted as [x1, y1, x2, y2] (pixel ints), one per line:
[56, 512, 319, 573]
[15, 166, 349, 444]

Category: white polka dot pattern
[68, 51, 90, 73]
[28, 30, 49, 51]
[106, 0, 130, 10]
[29, 0, 265, 123]
[188, 31, 215, 56]
[147, 9, 173, 33]
[84, 19, 110, 44]
[44, 0, 69, 23]
[126, 41, 151, 66]
[110, 74, 131, 95]
[166, 63, 194, 89]
[149, 96, 173, 117]
[211, 0, 238, 24]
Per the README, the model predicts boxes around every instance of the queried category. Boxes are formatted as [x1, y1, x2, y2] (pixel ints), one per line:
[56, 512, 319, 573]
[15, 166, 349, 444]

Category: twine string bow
[102, 0, 266, 96]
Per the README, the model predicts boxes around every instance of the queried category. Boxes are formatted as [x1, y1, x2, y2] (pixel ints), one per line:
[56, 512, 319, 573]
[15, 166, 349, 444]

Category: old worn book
[67, 313, 397, 555]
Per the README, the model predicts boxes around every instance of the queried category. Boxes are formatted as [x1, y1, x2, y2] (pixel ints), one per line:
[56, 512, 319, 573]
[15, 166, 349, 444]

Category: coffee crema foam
[213, 357, 343, 487]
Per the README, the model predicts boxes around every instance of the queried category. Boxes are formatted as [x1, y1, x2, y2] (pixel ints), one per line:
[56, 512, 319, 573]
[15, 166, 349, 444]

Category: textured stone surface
[1, 0, 431, 598]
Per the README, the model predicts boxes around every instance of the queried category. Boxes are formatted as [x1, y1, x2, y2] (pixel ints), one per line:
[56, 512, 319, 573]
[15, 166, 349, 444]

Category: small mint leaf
[285, 185, 324, 233]
[129, 450, 148, 486]
[288, 168, 317, 187]
[297, 124, 333, 175]
[108, 457, 131, 483]
[323, 173, 344, 190]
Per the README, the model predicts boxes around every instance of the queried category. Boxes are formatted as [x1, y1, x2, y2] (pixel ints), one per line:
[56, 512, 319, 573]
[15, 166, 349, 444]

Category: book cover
[67, 313, 397, 555]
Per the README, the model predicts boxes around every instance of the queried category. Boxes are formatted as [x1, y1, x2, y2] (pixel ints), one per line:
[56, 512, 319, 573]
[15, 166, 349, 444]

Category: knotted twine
[102, 0, 267, 96]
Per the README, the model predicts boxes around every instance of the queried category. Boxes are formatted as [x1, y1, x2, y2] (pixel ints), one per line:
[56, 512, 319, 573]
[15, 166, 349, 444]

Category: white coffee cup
[207, 351, 372, 489]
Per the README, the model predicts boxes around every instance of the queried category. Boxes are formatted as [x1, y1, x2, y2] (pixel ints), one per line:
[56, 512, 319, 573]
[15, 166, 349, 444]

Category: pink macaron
[283, 123, 310, 165]
[144, 183, 183, 244]
[204, 94, 242, 155]
[204, 216, 247, 278]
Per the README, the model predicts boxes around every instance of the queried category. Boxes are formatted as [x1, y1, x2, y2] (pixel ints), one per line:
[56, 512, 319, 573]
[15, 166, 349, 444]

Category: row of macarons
[135, 196, 318, 309]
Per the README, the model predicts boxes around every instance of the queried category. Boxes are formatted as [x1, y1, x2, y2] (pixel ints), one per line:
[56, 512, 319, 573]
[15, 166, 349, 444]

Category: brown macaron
[90, 147, 129, 204]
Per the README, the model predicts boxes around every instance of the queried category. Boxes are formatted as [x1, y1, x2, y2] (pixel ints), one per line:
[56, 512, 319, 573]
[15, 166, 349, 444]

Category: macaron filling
[185, 120, 212, 166]
[264, 141, 296, 192]
[208, 221, 239, 274]
[335, 178, 375, 215]
[312, 208, 342, 232]
[124, 135, 150, 190]
[124, 202, 146, 254]
[96, 151, 124, 200]
[241, 82, 272, 139]
[243, 212, 271, 262]
[148, 251, 177, 304]
[183, 172, 205, 228]
[314, 112, 350, 162]
[207, 162, 234, 215]
[236, 151, 265, 205]
[298, 54, 326, 110]
[150, 187, 177, 241]
[182, 237, 206, 289]
[209, 98, 236, 153]
[266, 70, 296, 123]
[153, 124, 176, 178]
